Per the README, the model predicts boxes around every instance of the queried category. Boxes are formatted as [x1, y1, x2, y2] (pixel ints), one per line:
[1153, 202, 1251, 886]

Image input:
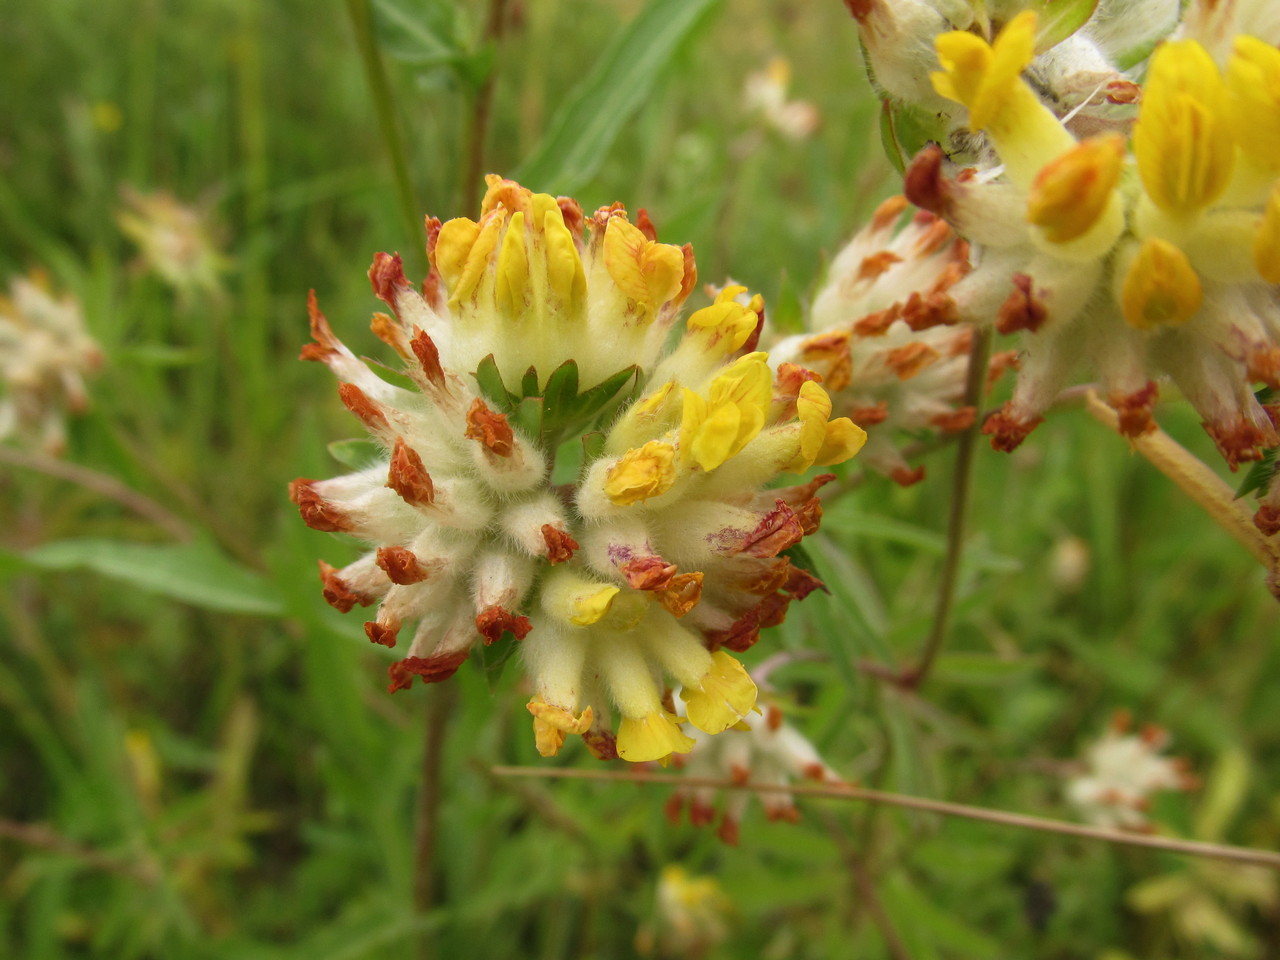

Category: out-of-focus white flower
[666, 699, 841, 845]
[635, 865, 732, 959]
[0, 273, 102, 454]
[769, 195, 1010, 484]
[117, 186, 229, 302]
[742, 57, 820, 141]
[292, 177, 866, 764]
[1066, 713, 1194, 831]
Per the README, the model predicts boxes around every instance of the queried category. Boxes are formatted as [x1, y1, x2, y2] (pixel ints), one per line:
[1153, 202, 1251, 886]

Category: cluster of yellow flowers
[293, 177, 864, 763]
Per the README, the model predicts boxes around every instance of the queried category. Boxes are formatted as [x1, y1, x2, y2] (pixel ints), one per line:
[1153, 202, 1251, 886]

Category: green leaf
[580, 431, 606, 467]
[1235, 444, 1277, 498]
[473, 354, 516, 411]
[1194, 748, 1250, 842]
[14, 539, 284, 616]
[327, 438, 384, 469]
[370, 0, 467, 70]
[539, 359, 580, 432]
[1027, 0, 1099, 53]
[513, 0, 721, 193]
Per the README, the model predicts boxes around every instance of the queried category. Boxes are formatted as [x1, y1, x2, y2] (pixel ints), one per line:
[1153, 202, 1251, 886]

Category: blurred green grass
[2, 1, 1278, 958]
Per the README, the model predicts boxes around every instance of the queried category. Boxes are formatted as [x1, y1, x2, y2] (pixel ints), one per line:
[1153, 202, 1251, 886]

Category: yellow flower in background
[292, 178, 862, 763]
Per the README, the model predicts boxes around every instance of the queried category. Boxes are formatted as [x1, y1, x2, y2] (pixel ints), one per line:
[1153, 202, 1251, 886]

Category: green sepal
[327, 438, 384, 469]
[568, 364, 639, 427]
[473, 629, 520, 693]
[780, 542, 827, 593]
[540, 360, 581, 431]
[580, 431, 607, 470]
[473, 354, 517, 412]
[1234, 387, 1278, 498]
[510, 395, 544, 439]
[520, 365, 540, 399]
[1026, 0, 1099, 54]
[879, 98, 947, 176]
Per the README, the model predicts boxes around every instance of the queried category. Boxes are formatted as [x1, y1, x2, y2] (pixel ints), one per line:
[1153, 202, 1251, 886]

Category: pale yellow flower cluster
[292, 178, 865, 763]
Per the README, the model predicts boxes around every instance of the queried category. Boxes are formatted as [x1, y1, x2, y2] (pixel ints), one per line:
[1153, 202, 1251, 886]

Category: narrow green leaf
[370, 0, 465, 68]
[15, 539, 284, 616]
[513, 0, 721, 193]
[931, 652, 1036, 685]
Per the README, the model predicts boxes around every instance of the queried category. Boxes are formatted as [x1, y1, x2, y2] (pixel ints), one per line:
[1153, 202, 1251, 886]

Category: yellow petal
[570, 584, 620, 626]
[527, 698, 593, 757]
[603, 440, 677, 505]
[616, 711, 696, 763]
[603, 217, 684, 316]
[542, 208, 586, 306]
[681, 651, 757, 735]
[1134, 40, 1233, 216]
[1027, 135, 1126, 243]
[932, 11, 1036, 132]
[434, 217, 479, 294]
[451, 210, 506, 304]
[496, 211, 529, 318]
[1227, 35, 1280, 173]
[814, 418, 867, 468]
[1256, 183, 1280, 283]
[1121, 238, 1203, 329]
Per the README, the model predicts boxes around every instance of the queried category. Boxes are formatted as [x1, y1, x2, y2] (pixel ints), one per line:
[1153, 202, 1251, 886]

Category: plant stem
[414, 684, 455, 960]
[819, 810, 913, 960]
[0, 447, 192, 541]
[490, 766, 1280, 869]
[461, 0, 511, 211]
[345, 0, 424, 262]
[903, 326, 992, 688]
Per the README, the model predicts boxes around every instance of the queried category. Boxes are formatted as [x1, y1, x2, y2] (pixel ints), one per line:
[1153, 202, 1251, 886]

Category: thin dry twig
[0, 818, 160, 884]
[0, 446, 193, 542]
[490, 766, 1280, 869]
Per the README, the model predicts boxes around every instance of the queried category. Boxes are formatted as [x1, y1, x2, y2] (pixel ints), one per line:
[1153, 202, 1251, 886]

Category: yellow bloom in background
[292, 178, 862, 763]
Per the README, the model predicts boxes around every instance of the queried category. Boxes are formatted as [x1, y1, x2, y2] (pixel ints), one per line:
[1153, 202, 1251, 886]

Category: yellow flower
[604, 440, 677, 505]
[617, 711, 696, 763]
[1133, 40, 1234, 217]
[680, 651, 757, 735]
[1027, 135, 1127, 247]
[1120, 238, 1203, 330]
[1226, 35, 1280, 173]
[679, 353, 773, 471]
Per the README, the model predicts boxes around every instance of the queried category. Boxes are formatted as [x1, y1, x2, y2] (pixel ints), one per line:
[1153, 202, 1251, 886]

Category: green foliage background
[1, 1, 1277, 957]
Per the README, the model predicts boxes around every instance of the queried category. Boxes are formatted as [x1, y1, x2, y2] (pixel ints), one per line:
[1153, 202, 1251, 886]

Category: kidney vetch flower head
[291, 176, 866, 764]
[903, 11, 1280, 532]
[768, 193, 1012, 485]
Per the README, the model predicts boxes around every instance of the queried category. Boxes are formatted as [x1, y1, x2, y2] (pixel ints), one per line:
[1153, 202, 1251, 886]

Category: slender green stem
[818, 810, 913, 960]
[902, 326, 992, 688]
[414, 684, 455, 960]
[460, 0, 511, 211]
[490, 766, 1280, 869]
[345, 0, 424, 261]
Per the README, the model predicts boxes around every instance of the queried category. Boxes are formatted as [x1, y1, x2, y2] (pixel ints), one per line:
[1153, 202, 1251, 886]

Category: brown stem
[902, 325, 991, 688]
[0, 447, 192, 542]
[489, 766, 1280, 869]
[414, 684, 455, 960]
[819, 811, 913, 960]
[0, 818, 159, 883]
[461, 0, 510, 211]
